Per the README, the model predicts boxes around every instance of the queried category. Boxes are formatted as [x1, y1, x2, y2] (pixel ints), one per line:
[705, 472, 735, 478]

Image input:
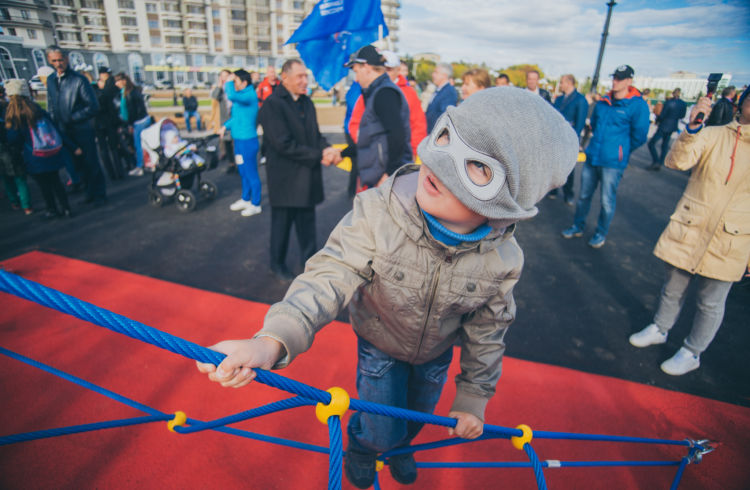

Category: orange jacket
[256, 78, 280, 107]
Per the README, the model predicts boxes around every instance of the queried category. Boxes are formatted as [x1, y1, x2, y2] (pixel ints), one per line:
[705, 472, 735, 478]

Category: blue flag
[286, 0, 388, 90]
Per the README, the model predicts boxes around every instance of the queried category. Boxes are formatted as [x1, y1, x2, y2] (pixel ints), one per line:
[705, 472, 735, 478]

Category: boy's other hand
[195, 337, 283, 388]
[447, 411, 483, 439]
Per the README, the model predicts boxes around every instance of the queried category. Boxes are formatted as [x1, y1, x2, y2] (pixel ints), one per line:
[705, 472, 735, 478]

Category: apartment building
[0, 0, 401, 86]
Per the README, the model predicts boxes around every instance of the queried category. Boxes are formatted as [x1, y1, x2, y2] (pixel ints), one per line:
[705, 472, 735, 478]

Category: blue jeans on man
[573, 160, 624, 237]
[647, 130, 674, 167]
[184, 110, 201, 132]
[133, 115, 152, 169]
[347, 336, 453, 455]
[234, 137, 261, 205]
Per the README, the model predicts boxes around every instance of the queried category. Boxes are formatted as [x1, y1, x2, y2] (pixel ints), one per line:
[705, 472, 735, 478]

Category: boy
[197, 88, 578, 488]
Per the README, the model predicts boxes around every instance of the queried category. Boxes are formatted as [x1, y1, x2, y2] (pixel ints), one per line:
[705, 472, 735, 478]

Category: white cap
[36, 66, 54, 78]
[382, 50, 400, 69]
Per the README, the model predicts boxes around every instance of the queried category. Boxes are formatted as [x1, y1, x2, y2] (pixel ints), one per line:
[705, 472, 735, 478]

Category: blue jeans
[184, 110, 201, 132]
[133, 116, 152, 169]
[653, 264, 734, 356]
[347, 336, 453, 454]
[234, 138, 261, 205]
[573, 161, 624, 237]
[648, 129, 673, 166]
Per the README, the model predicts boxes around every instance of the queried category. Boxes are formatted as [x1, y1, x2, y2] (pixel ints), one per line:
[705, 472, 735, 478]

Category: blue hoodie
[223, 80, 258, 141]
[586, 86, 650, 169]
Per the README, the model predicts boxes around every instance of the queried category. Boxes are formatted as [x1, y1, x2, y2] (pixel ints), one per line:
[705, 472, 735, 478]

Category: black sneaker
[389, 452, 417, 485]
[344, 448, 377, 489]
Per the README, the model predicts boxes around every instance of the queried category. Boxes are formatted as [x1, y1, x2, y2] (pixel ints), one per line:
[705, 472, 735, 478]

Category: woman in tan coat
[629, 87, 750, 375]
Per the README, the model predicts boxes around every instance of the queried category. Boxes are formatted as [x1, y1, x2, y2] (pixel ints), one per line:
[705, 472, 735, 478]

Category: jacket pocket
[665, 197, 708, 243]
[722, 215, 750, 260]
[443, 273, 502, 315]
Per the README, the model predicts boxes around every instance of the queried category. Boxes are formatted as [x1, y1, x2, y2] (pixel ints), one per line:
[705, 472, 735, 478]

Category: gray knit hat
[417, 87, 579, 222]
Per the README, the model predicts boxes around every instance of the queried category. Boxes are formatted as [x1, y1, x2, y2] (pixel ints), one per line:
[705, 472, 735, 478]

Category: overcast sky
[397, 0, 750, 85]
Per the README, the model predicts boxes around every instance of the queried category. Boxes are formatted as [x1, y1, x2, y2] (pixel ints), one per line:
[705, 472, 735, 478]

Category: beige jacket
[653, 120, 750, 282]
[259, 165, 524, 420]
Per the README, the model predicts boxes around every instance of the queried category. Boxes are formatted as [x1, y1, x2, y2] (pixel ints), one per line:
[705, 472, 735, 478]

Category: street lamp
[166, 55, 178, 106]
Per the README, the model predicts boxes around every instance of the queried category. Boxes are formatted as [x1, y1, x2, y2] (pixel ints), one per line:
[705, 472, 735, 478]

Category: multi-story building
[0, 0, 401, 87]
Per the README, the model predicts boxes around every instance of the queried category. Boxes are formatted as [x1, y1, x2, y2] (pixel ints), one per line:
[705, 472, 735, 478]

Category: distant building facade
[0, 0, 401, 87]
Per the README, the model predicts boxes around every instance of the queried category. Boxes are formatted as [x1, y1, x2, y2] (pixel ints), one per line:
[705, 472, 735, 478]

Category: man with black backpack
[46, 45, 107, 206]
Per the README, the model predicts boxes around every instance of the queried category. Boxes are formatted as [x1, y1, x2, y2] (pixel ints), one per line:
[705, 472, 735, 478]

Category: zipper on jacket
[414, 260, 442, 362]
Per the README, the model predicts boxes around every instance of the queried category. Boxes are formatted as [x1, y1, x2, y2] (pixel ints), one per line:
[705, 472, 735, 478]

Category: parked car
[29, 76, 46, 92]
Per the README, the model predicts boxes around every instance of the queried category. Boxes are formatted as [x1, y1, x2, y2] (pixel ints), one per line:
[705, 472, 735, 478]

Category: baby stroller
[140, 118, 217, 212]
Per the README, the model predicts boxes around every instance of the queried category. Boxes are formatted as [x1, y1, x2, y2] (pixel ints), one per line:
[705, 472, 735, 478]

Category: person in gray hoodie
[196, 88, 579, 488]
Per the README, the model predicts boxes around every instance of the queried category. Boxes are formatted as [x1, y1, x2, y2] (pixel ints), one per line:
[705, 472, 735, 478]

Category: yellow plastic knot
[375, 460, 384, 472]
[315, 387, 350, 424]
[167, 411, 187, 432]
[511, 424, 533, 450]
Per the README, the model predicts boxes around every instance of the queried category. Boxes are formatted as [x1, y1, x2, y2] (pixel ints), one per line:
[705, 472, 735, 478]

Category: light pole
[590, 0, 617, 94]
[166, 55, 177, 106]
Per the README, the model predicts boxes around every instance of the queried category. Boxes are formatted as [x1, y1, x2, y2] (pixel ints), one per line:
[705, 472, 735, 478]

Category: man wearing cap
[647, 88, 687, 171]
[425, 63, 458, 133]
[341, 45, 410, 189]
[45, 45, 106, 206]
[562, 64, 649, 248]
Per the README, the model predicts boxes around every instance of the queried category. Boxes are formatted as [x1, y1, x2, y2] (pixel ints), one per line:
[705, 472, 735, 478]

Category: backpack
[29, 117, 63, 157]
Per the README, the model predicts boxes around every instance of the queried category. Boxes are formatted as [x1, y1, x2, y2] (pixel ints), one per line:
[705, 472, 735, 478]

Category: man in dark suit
[705, 86, 736, 127]
[424, 63, 457, 133]
[647, 88, 687, 171]
[257, 58, 340, 281]
[526, 70, 551, 103]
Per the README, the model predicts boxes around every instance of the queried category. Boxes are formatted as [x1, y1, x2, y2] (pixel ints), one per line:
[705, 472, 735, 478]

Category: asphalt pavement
[1, 133, 748, 408]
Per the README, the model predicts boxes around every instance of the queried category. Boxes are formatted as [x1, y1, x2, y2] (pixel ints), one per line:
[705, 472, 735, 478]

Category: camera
[695, 73, 723, 124]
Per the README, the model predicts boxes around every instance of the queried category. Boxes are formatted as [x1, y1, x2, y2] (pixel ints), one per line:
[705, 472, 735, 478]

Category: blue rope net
[0, 269, 716, 489]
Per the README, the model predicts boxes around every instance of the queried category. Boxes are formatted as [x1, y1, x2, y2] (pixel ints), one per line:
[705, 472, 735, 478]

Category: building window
[232, 26, 245, 35]
[293, 1, 304, 9]
[69, 51, 85, 69]
[186, 5, 203, 14]
[32, 48, 46, 71]
[148, 20, 159, 29]
[59, 31, 82, 42]
[293, 14, 304, 22]
[232, 40, 246, 50]
[6, 27, 16, 36]
[128, 53, 144, 85]
[145, 3, 157, 12]
[231, 10, 246, 20]
[121, 17, 137, 26]
[232, 56, 245, 67]
[118, 0, 135, 9]
[124, 33, 139, 43]
[213, 24, 221, 33]
[54, 13, 77, 23]
[163, 19, 181, 28]
[88, 33, 109, 43]
[190, 37, 208, 46]
[93, 52, 109, 72]
[21, 10, 30, 20]
[150, 35, 162, 45]
[258, 41, 271, 52]
[52, 0, 75, 5]
[188, 22, 207, 30]
[83, 16, 106, 26]
[212, 9, 220, 18]
[162, 2, 180, 12]
[81, 0, 103, 8]
[257, 13, 269, 23]
[166, 35, 184, 44]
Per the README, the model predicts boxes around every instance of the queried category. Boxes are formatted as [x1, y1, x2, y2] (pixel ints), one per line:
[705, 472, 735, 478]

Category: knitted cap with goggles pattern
[417, 87, 579, 223]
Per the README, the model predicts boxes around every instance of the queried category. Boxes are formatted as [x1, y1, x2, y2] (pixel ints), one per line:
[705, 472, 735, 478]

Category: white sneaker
[661, 347, 700, 376]
[128, 167, 144, 177]
[629, 324, 667, 348]
[241, 204, 262, 217]
[230, 199, 250, 211]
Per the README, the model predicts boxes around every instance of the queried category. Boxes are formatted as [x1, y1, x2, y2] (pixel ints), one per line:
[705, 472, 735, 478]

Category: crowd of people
[1, 42, 748, 490]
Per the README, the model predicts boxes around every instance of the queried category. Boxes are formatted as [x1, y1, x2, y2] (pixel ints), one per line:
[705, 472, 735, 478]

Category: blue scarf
[119, 88, 128, 122]
[421, 210, 492, 246]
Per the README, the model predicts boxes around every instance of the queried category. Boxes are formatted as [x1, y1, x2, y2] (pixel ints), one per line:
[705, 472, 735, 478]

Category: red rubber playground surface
[1, 251, 749, 489]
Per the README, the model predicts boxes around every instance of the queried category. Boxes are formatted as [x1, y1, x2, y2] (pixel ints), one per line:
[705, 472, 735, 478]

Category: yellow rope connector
[375, 460, 384, 472]
[315, 387, 350, 424]
[511, 424, 533, 450]
[167, 411, 187, 432]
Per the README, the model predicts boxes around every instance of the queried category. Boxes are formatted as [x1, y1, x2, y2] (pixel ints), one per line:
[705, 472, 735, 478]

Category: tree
[503, 64, 545, 88]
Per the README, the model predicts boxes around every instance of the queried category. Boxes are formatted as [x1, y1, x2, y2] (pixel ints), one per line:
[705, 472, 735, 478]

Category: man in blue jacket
[561, 65, 649, 248]
[549, 74, 588, 204]
[425, 63, 457, 133]
[647, 88, 687, 171]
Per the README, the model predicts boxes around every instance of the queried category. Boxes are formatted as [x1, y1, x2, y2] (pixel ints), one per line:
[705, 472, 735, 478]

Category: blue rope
[327, 416, 343, 490]
[0, 269, 715, 489]
[175, 396, 315, 434]
[417, 460, 683, 468]
[0, 415, 171, 446]
[524, 443, 547, 490]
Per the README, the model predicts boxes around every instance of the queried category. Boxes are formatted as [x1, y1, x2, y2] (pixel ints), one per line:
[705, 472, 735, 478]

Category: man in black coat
[46, 45, 106, 205]
[705, 86, 736, 127]
[647, 88, 687, 171]
[94, 67, 124, 180]
[258, 58, 340, 280]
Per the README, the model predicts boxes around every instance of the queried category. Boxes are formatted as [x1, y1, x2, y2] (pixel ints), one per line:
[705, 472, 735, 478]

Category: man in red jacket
[384, 50, 427, 157]
[256, 65, 280, 107]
